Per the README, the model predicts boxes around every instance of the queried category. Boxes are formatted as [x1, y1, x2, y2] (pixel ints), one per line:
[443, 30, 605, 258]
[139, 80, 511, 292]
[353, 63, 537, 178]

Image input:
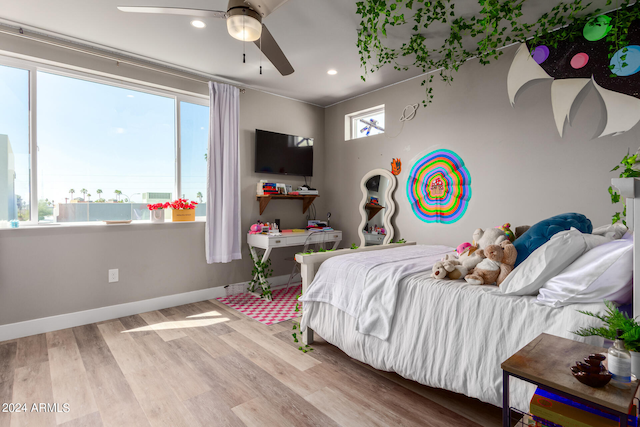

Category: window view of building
[0, 65, 30, 223]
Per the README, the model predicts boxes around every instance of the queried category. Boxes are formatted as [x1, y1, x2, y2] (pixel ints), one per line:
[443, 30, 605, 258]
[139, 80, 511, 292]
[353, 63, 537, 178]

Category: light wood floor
[0, 298, 503, 427]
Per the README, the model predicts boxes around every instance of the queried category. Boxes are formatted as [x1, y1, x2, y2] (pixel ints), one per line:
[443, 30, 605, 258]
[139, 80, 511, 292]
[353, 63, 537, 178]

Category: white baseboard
[0, 274, 294, 342]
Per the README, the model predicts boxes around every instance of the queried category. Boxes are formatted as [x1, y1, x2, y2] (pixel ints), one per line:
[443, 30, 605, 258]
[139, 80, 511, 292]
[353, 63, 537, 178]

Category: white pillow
[583, 233, 613, 251]
[499, 228, 587, 296]
[536, 234, 633, 307]
[592, 223, 628, 240]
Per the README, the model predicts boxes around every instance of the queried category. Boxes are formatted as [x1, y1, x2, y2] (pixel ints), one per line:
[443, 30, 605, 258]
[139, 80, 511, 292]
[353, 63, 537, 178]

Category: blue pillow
[513, 213, 592, 267]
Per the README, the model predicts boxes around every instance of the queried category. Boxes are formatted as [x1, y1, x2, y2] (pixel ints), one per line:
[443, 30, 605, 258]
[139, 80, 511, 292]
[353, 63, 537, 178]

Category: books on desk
[262, 182, 279, 195]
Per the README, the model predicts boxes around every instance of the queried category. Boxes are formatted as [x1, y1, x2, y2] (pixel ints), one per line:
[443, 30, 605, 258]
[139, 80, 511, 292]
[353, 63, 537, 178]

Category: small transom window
[345, 105, 385, 140]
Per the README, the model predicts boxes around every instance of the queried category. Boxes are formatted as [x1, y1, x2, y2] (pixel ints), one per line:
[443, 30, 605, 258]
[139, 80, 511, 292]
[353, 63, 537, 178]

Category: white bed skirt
[303, 273, 605, 412]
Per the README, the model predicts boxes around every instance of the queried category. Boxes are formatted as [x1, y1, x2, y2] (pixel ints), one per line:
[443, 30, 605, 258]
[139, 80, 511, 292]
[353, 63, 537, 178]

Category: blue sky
[0, 64, 208, 213]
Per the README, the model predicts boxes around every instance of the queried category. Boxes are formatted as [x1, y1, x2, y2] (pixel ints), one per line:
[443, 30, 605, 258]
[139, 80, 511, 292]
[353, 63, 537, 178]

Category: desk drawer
[269, 237, 287, 247]
[307, 233, 341, 244]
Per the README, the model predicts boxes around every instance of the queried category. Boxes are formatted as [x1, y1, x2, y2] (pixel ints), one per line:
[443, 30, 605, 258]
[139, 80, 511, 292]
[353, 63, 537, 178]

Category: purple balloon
[531, 45, 550, 64]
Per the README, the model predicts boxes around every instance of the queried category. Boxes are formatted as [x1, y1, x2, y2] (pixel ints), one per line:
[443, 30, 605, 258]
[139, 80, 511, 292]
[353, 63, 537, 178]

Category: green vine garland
[248, 253, 273, 299]
[609, 150, 640, 225]
[356, 0, 640, 106]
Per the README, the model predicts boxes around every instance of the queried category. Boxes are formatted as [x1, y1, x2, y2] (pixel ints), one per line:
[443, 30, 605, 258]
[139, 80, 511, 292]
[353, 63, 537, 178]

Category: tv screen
[255, 129, 313, 176]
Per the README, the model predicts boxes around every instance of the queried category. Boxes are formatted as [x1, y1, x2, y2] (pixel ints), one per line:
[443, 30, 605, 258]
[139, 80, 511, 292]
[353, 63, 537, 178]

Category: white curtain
[206, 82, 241, 263]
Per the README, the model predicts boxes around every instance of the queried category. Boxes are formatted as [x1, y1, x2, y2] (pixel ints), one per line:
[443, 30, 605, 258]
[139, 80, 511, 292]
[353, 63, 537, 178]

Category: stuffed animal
[458, 245, 485, 271]
[431, 257, 468, 280]
[499, 223, 515, 242]
[431, 261, 448, 280]
[465, 241, 517, 286]
[473, 227, 508, 249]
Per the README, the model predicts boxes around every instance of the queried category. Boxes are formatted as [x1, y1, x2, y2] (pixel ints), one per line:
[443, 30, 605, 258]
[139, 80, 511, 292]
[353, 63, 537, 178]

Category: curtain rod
[0, 25, 246, 93]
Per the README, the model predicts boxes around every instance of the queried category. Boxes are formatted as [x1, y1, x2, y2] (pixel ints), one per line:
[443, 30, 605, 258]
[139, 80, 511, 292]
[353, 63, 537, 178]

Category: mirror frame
[358, 168, 397, 247]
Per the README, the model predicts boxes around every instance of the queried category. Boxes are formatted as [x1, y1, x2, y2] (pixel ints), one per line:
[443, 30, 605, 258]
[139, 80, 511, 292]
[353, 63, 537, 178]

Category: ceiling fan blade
[254, 24, 294, 76]
[117, 6, 227, 19]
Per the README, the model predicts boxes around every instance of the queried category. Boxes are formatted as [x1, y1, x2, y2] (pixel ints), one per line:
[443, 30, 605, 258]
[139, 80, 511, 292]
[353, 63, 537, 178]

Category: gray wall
[324, 45, 639, 249]
[0, 34, 325, 326]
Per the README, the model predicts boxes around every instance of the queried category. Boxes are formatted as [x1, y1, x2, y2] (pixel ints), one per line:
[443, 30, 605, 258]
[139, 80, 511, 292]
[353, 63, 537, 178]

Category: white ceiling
[0, 0, 609, 106]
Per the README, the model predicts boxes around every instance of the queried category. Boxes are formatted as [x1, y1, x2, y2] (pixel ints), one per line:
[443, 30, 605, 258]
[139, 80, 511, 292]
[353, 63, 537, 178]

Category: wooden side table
[501, 333, 639, 427]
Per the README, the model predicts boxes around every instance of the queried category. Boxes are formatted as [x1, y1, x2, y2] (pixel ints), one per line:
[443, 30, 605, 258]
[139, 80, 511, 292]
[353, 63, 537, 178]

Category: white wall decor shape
[591, 77, 640, 138]
[551, 78, 590, 137]
[508, 42, 640, 138]
[507, 43, 553, 106]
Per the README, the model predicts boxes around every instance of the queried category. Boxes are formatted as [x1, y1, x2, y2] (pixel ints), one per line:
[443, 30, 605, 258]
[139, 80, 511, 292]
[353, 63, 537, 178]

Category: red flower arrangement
[147, 202, 170, 210]
[169, 198, 198, 210]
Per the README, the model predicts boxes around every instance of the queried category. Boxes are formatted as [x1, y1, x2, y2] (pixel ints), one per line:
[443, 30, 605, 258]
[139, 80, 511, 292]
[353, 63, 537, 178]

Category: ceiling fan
[117, 0, 294, 76]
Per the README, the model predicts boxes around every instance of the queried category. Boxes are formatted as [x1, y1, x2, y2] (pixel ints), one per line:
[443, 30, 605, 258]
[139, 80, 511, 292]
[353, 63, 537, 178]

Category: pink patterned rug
[217, 284, 302, 325]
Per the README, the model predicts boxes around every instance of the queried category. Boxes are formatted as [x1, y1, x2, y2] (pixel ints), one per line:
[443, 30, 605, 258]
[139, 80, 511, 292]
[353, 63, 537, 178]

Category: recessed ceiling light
[191, 20, 206, 28]
[327, 69, 338, 75]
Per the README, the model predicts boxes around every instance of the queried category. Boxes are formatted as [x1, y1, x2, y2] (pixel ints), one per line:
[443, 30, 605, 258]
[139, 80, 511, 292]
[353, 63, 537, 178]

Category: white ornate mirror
[358, 168, 397, 247]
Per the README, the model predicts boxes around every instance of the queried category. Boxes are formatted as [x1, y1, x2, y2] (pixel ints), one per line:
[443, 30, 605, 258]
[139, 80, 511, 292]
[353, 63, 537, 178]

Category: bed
[294, 178, 639, 414]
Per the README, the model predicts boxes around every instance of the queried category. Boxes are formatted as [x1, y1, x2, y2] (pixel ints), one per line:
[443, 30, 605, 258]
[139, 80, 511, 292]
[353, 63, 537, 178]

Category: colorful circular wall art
[583, 16, 612, 42]
[407, 149, 471, 224]
[610, 45, 640, 76]
[531, 45, 549, 64]
[570, 52, 589, 69]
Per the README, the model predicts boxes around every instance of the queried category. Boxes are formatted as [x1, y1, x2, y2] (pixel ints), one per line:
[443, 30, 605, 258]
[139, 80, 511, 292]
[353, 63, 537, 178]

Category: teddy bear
[465, 241, 517, 286]
[472, 227, 508, 249]
[430, 255, 468, 280]
[457, 243, 485, 272]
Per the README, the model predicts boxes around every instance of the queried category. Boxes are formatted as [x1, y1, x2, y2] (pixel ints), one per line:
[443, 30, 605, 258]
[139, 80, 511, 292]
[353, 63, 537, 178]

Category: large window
[0, 64, 30, 222]
[0, 57, 209, 224]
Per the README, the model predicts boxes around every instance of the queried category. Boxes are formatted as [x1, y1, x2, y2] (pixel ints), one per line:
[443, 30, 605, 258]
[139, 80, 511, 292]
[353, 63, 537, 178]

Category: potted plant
[147, 202, 169, 223]
[573, 301, 640, 377]
[169, 198, 198, 222]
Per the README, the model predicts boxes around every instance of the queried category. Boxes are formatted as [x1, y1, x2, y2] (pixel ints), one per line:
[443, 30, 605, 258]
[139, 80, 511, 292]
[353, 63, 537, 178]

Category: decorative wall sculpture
[406, 150, 471, 224]
[508, 18, 640, 137]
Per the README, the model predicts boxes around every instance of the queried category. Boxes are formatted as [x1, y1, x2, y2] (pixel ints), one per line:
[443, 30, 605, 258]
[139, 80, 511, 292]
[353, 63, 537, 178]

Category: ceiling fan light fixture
[226, 9, 262, 42]
[190, 20, 206, 28]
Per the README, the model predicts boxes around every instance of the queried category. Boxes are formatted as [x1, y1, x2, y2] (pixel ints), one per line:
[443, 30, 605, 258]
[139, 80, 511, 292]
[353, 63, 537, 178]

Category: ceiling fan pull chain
[259, 37, 263, 74]
[243, 17, 246, 64]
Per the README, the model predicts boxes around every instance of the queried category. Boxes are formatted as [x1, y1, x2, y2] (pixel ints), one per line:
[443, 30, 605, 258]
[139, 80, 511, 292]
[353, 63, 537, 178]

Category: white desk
[247, 230, 342, 301]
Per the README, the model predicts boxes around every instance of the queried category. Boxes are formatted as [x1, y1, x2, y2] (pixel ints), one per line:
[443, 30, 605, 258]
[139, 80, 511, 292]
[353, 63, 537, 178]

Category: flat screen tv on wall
[254, 129, 314, 176]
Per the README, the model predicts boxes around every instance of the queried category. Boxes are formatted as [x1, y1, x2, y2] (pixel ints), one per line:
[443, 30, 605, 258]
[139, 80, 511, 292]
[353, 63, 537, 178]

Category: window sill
[0, 218, 206, 232]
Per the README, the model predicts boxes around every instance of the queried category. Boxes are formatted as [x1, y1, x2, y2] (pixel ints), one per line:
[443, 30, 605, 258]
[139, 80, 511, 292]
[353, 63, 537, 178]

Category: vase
[150, 209, 165, 223]
[172, 209, 195, 222]
[631, 351, 640, 379]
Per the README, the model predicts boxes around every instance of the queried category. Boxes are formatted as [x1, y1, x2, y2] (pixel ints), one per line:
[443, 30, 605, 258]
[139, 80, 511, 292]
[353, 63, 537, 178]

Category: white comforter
[300, 245, 454, 340]
[301, 248, 606, 412]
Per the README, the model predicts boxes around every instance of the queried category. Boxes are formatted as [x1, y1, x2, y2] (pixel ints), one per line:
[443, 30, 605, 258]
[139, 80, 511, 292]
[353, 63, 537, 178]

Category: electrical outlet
[108, 269, 119, 283]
